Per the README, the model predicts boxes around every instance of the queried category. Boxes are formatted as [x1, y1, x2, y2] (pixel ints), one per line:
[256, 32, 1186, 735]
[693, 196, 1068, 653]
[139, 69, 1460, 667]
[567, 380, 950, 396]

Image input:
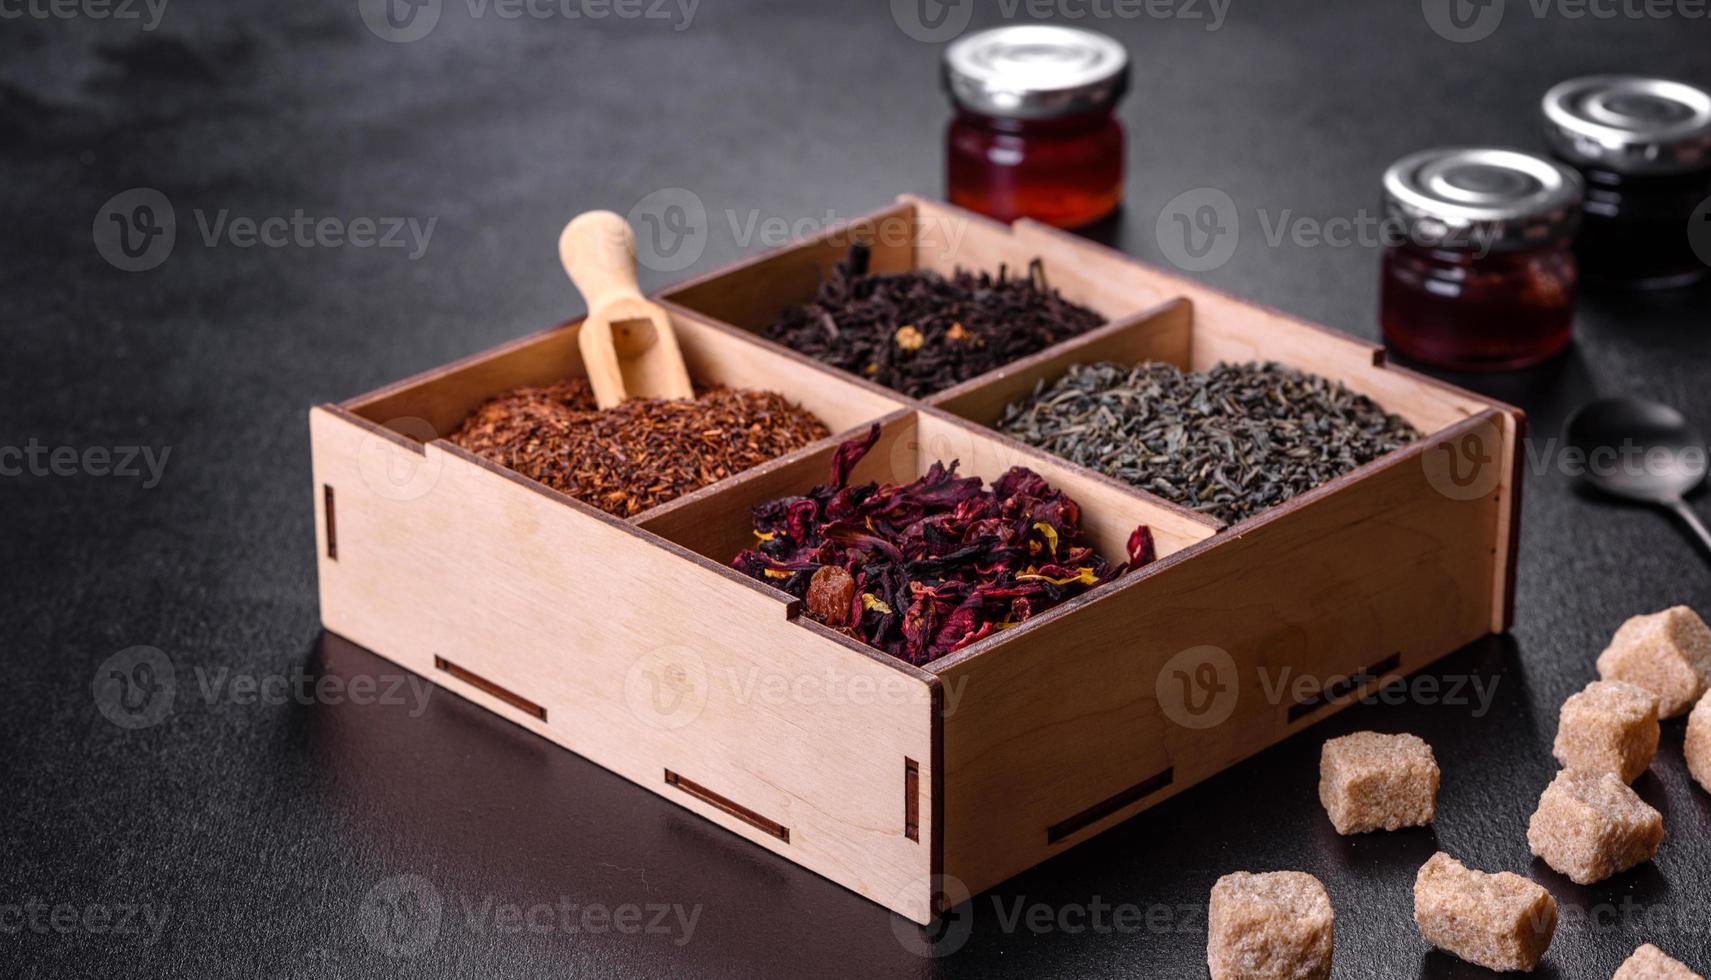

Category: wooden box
[309, 196, 1523, 924]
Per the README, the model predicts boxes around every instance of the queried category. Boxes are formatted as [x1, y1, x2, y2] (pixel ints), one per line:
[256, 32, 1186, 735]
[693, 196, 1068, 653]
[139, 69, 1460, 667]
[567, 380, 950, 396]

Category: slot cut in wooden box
[309, 195, 1524, 924]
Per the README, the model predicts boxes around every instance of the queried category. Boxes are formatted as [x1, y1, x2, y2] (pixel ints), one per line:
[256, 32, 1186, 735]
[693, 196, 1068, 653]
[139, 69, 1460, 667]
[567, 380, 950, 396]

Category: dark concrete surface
[2, 0, 1708, 976]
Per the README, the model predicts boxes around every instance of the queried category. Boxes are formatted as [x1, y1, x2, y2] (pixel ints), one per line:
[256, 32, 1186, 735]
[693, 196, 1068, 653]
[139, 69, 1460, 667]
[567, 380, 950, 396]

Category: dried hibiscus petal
[732, 424, 1158, 665]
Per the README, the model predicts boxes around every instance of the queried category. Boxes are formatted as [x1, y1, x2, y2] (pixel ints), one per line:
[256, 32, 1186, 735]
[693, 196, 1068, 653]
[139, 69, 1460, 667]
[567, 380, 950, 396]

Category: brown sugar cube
[1613, 944, 1703, 980]
[1553, 680, 1661, 782]
[1597, 606, 1711, 718]
[1527, 770, 1664, 884]
[1318, 731, 1439, 834]
[1413, 852, 1556, 973]
[1207, 871, 1334, 980]
[1688, 692, 1711, 796]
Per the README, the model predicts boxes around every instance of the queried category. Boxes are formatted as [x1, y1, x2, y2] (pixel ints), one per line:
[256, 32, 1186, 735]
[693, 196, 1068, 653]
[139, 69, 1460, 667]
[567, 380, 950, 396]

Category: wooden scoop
[559, 210, 694, 409]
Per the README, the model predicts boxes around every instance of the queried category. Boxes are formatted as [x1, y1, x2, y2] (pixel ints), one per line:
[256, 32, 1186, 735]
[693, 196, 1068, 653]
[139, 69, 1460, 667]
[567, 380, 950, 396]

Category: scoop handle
[559, 210, 642, 318]
[1667, 498, 1711, 560]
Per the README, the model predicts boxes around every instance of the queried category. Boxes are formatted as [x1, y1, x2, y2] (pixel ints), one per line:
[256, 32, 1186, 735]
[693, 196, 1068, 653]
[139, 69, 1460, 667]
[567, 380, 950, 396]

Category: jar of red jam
[1543, 75, 1711, 289]
[942, 25, 1128, 228]
[1380, 148, 1584, 372]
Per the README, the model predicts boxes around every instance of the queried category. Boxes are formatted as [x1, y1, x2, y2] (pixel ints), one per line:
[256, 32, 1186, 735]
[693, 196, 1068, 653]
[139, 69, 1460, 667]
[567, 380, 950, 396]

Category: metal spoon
[1566, 397, 1711, 557]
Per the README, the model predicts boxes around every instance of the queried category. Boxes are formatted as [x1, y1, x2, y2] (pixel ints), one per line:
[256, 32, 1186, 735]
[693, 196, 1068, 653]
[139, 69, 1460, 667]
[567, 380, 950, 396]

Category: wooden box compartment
[310, 196, 1523, 925]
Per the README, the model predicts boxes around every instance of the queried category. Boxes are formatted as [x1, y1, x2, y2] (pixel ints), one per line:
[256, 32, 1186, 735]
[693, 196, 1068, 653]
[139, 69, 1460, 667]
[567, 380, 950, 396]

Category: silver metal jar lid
[942, 25, 1128, 120]
[1382, 148, 1583, 252]
[1543, 75, 1711, 176]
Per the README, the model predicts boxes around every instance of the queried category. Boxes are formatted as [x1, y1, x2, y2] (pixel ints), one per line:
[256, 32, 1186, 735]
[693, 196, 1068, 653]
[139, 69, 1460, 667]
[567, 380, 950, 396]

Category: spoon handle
[1667, 498, 1711, 559]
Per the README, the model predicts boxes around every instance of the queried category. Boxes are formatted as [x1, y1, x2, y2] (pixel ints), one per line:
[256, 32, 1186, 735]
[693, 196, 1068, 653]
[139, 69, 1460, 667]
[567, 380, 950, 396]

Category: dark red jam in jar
[942, 26, 1128, 228]
[1543, 75, 1711, 289]
[1380, 148, 1584, 372]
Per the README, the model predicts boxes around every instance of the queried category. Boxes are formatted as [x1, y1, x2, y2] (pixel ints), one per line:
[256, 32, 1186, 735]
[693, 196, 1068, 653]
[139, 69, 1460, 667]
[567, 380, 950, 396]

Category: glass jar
[1543, 75, 1711, 289]
[942, 26, 1128, 228]
[1379, 148, 1584, 372]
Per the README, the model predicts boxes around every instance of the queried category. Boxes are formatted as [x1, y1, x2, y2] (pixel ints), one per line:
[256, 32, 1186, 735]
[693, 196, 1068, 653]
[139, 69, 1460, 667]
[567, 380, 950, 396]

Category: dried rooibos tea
[449, 379, 828, 518]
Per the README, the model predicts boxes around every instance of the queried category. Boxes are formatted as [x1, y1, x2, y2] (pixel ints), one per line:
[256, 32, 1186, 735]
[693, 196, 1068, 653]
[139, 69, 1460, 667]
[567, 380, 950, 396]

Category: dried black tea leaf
[762, 256, 1104, 398]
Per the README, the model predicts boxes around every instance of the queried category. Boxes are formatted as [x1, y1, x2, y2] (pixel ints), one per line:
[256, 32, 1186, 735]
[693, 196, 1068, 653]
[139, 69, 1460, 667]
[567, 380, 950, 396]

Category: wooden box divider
[311, 195, 1526, 925]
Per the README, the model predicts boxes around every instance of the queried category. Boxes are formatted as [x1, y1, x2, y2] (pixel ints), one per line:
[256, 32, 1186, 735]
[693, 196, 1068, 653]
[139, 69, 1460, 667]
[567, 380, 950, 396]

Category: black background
[3, 0, 1709, 977]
